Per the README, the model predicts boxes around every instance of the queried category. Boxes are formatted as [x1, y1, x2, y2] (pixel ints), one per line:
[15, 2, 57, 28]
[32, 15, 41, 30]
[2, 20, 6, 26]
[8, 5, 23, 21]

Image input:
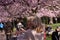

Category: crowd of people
[0, 18, 45, 40]
[52, 26, 60, 40]
[46, 25, 60, 40]
[0, 17, 60, 40]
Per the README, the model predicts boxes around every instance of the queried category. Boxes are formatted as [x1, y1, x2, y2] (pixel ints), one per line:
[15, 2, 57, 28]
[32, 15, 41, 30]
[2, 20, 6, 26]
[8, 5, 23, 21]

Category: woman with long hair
[25, 24, 44, 40]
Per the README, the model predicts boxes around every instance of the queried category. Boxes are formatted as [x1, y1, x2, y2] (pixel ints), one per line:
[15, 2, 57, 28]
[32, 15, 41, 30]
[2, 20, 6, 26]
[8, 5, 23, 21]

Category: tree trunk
[49, 17, 53, 24]
[55, 17, 57, 23]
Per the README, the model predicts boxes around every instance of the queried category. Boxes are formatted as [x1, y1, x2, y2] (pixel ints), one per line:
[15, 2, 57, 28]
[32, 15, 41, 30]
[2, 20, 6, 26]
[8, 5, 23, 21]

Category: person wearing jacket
[52, 27, 59, 40]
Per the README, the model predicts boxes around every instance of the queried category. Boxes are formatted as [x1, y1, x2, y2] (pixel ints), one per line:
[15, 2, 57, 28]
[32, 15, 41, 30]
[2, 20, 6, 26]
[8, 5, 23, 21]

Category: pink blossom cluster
[0, 0, 60, 22]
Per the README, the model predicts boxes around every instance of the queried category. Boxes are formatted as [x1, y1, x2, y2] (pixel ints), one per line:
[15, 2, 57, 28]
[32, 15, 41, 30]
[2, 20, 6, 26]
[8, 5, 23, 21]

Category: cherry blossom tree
[0, 0, 60, 22]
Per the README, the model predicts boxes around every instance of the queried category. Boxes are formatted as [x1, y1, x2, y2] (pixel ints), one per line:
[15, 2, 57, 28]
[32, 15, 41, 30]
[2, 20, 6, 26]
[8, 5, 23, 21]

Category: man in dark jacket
[52, 27, 59, 40]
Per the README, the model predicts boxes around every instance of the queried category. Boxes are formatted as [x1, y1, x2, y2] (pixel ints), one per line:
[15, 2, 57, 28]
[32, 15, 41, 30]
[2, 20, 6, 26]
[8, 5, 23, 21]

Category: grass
[47, 23, 60, 29]
[46, 36, 52, 40]
[46, 23, 60, 40]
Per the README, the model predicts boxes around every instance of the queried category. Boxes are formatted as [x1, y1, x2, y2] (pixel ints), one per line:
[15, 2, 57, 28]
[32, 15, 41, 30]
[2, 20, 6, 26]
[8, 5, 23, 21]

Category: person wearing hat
[17, 22, 24, 29]
[17, 23, 26, 40]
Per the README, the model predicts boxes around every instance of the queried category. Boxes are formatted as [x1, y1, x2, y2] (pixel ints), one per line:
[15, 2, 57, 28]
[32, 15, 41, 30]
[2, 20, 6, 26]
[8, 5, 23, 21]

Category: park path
[0, 31, 6, 40]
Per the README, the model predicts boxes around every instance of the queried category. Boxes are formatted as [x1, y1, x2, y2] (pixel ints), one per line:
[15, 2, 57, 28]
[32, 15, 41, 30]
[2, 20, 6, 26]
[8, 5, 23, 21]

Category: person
[0, 23, 4, 32]
[11, 27, 17, 40]
[46, 25, 52, 32]
[17, 19, 24, 31]
[4, 22, 12, 40]
[52, 27, 59, 40]
[25, 25, 44, 40]
[17, 22, 24, 29]
[17, 27, 26, 40]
